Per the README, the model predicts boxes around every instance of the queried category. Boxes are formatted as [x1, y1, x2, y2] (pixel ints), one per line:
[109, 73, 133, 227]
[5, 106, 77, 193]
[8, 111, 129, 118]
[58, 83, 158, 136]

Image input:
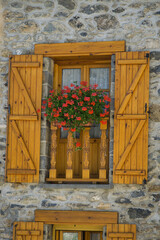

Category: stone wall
[0, 0, 160, 239]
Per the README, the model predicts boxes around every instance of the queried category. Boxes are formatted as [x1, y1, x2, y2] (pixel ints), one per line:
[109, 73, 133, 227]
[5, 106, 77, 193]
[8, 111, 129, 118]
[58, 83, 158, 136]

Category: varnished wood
[35, 41, 125, 57]
[118, 59, 147, 64]
[16, 230, 41, 236]
[46, 178, 108, 182]
[116, 120, 145, 170]
[7, 169, 36, 175]
[6, 55, 43, 183]
[82, 127, 90, 179]
[35, 210, 118, 224]
[12, 67, 37, 115]
[118, 64, 147, 115]
[115, 170, 145, 175]
[9, 115, 37, 120]
[13, 222, 43, 240]
[66, 131, 74, 179]
[49, 125, 58, 179]
[10, 120, 35, 169]
[117, 114, 146, 120]
[107, 224, 136, 240]
[12, 62, 40, 68]
[113, 52, 149, 184]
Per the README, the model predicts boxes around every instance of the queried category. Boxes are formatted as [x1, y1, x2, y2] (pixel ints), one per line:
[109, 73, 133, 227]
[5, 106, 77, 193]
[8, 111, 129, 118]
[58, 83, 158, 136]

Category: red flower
[72, 94, 78, 99]
[91, 92, 97, 96]
[80, 81, 87, 86]
[54, 113, 59, 117]
[105, 104, 110, 108]
[93, 84, 98, 89]
[62, 103, 68, 107]
[71, 115, 74, 118]
[44, 113, 48, 117]
[63, 127, 68, 130]
[76, 142, 81, 147]
[42, 105, 46, 109]
[100, 120, 107, 125]
[104, 95, 111, 101]
[37, 109, 41, 113]
[70, 83, 75, 87]
[63, 94, 68, 98]
[99, 99, 101, 103]
[91, 102, 95, 106]
[79, 101, 83, 106]
[82, 107, 87, 111]
[58, 107, 62, 112]
[42, 100, 46, 104]
[89, 110, 93, 114]
[79, 90, 82, 95]
[71, 128, 76, 132]
[49, 90, 54, 94]
[61, 121, 66, 126]
[100, 113, 105, 117]
[64, 86, 70, 90]
[64, 113, 69, 117]
[84, 97, 90, 101]
[58, 96, 63, 100]
[52, 108, 57, 112]
[76, 117, 81, 120]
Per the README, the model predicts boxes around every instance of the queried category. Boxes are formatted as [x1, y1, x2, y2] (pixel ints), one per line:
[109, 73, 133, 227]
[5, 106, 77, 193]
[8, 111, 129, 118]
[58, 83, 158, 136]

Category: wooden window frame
[34, 41, 125, 184]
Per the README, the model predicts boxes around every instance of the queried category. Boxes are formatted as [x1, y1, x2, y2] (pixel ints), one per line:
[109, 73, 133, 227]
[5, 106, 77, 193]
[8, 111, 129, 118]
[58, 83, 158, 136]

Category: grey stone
[158, 89, 160, 96]
[112, 7, 125, 13]
[69, 16, 84, 29]
[41, 200, 57, 207]
[18, 20, 39, 33]
[10, 204, 24, 209]
[0, 144, 6, 150]
[25, 6, 42, 12]
[141, 20, 152, 27]
[80, 4, 108, 15]
[3, 10, 25, 22]
[148, 203, 154, 208]
[156, 21, 160, 27]
[11, 2, 23, 8]
[58, 0, 76, 10]
[149, 104, 160, 122]
[44, 1, 54, 8]
[150, 65, 160, 74]
[128, 208, 151, 219]
[154, 11, 160, 15]
[44, 23, 56, 33]
[129, 3, 142, 8]
[152, 194, 160, 202]
[115, 197, 131, 204]
[79, 32, 87, 37]
[150, 52, 160, 60]
[94, 14, 119, 30]
[131, 190, 145, 198]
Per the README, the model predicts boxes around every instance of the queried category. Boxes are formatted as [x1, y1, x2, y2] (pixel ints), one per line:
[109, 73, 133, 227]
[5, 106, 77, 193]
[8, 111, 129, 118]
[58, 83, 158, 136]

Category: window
[47, 59, 111, 183]
[6, 41, 149, 185]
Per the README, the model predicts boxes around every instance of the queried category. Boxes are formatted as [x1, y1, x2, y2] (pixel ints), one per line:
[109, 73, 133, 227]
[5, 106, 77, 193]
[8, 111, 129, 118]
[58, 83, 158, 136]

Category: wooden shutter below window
[107, 224, 136, 240]
[6, 55, 43, 183]
[113, 52, 149, 184]
[13, 222, 43, 240]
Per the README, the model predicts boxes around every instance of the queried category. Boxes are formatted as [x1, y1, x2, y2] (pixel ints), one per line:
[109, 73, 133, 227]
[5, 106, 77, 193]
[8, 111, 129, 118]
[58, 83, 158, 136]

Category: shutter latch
[145, 103, 147, 113]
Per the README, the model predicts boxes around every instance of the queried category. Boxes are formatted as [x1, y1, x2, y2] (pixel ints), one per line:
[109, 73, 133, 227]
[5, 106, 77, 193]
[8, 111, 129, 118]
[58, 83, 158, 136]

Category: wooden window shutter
[13, 222, 43, 240]
[107, 224, 136, 240]
[113, 52, 149, 184]
[6, 55, 43, 183]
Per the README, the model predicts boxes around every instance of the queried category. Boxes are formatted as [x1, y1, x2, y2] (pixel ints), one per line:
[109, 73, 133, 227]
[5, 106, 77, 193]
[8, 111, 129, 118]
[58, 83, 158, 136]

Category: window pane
[62, 69, 81, 87]
[90, 124, 101, 139]
[90, 68, 109, 89]
[63, 232, 78, 240]
[60, 128, 80, 139]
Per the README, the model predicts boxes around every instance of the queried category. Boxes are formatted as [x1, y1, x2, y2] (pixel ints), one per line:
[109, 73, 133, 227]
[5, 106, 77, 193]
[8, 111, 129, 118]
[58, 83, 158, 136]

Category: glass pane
[61, 68, 81, 138]
[90, 123, 101, 139]
[62, 69, 81, 87]
[90, 68, 109, 89]
[63, 232, 78, 240]
[90, 233, 101, 240]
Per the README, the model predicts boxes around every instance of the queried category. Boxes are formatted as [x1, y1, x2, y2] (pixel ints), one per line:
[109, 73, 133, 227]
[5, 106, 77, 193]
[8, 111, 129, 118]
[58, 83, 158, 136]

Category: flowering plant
[42, 81, 111, 149]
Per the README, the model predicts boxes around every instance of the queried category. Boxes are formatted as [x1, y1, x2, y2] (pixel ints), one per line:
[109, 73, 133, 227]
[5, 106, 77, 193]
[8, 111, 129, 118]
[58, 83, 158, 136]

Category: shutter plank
[12, 62, 40, 68]
[107, 224, 136, 240]
[113, 52, 149, 184]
